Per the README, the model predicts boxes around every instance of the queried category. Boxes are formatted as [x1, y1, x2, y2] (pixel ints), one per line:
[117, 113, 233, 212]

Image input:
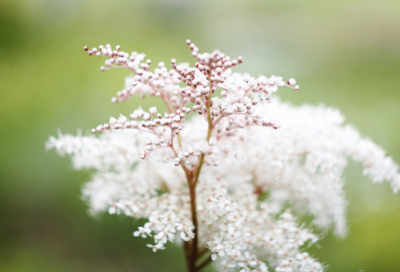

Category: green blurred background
[1, 0, 399, 271]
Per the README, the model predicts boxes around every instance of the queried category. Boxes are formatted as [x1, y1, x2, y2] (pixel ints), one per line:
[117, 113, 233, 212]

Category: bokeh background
[1, 0, 400, 271]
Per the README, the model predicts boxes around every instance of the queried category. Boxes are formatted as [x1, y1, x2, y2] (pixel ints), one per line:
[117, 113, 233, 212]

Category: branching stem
[160, 65, 214, 272]
[188, 70, 214, 271]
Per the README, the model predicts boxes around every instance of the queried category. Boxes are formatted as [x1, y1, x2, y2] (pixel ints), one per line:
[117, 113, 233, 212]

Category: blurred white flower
[47, 40, 400, 272]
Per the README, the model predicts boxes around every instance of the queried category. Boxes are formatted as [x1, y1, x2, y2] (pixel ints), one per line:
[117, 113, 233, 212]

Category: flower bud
[149, 107, 157, 116]
[288, 78, 296, 85]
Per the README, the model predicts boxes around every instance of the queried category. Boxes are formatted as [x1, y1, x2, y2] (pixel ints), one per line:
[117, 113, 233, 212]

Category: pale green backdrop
[1, 0, 399, 271]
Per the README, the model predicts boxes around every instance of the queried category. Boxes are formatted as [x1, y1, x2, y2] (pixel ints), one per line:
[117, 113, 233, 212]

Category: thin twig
[194, 255, 213, 272]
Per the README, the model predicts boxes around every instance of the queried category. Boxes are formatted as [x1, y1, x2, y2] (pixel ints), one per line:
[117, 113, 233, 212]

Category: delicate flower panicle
[47, 40, 400, 272]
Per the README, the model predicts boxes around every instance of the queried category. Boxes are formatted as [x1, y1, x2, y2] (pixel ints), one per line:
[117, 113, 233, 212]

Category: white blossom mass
[47, 40, 400, 272]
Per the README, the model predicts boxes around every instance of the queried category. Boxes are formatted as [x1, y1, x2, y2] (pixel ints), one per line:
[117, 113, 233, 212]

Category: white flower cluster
[48, 41, 400, 272]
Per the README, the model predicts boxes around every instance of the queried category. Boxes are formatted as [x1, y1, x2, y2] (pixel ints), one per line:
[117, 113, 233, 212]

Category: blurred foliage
[0, 0, 399, 271]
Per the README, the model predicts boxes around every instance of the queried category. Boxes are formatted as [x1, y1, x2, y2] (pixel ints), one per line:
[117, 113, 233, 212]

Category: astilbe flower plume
[47, 40, 400, 272]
